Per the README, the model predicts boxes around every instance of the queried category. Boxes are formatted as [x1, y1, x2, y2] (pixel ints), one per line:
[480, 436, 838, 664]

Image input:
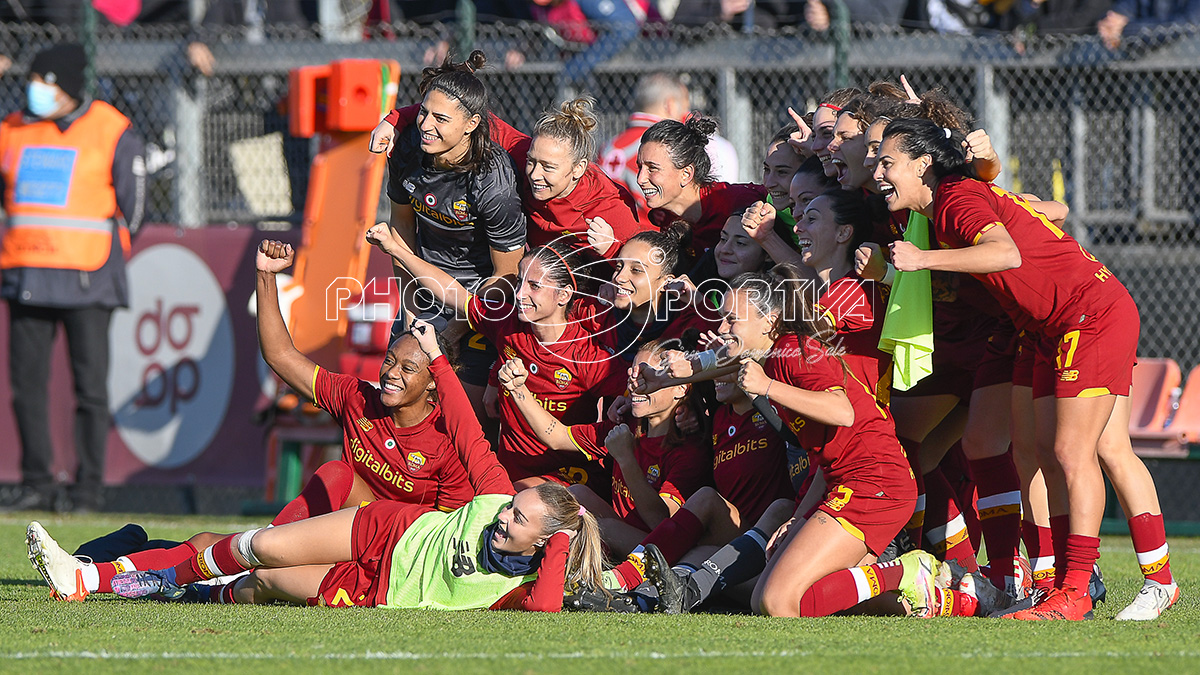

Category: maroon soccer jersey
[467, 295, 628, 482]
[711, 405, 794, 526]
[818, 274, 890, 402]
[648, 182, 766, 255]
[567, 419, 710, 530]
[312, 368, 475, 511]
[932, 176, 1127, 335]
[763, 334, 911, 494]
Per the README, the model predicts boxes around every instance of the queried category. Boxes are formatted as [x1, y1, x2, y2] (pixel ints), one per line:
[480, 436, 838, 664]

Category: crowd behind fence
[0, 20, 1197, 371]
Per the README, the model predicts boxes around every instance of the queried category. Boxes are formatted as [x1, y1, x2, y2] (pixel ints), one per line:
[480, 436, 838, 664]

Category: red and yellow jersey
[711, 405, 793, 525]
[763, 334, 910, 493]
[932, 176, 1127, 335]
[567, 419, 710, 531]
[818, 273, 891, 404]
[312, 367, 476, 511]
[467, 295, 628, 480]
[648, 181, 766, 255]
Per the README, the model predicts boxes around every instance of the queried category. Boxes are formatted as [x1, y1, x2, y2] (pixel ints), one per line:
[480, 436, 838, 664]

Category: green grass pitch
[1, 513, 1197, 674]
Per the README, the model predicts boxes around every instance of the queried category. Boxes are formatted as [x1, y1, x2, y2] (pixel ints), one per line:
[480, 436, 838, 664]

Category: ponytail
[534, 482, 605, 591]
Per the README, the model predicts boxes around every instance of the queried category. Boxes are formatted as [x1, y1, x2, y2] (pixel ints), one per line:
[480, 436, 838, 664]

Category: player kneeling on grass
[28, 322, 605, 612]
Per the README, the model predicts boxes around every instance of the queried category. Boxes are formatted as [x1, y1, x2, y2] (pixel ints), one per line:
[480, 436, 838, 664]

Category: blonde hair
[533, 482, 605, 591]
[532, 96, 599, 165]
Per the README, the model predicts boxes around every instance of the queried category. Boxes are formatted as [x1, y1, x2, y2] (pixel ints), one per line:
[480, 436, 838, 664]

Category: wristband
[765, 380, 773, 401]
[881, 263, 897, 286]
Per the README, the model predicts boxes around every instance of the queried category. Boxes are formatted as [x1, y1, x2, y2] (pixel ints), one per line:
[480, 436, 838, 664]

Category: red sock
[969, 452, 1022, 590]
[175, 534, 248, 584]
[936, 588, 979, 617]
[1128, 512, 1173, 584]
[799, 561, 906, 617]
[610, 508, 706, 589]
[924, 468, 979, 572]
[94, 542, 199, 593]
[943, 442, 982, 550]
[1048, 514, 1070, 589]
[900, 437, 925, 547]
[1023, 520, 1057, 591]
[271, 461, 356, 526]
[1062, 534, 1100, 594]
[207, 582, 237, 604]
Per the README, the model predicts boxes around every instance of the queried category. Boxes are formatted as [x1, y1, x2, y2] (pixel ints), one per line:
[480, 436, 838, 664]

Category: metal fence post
[456, 0, 477, 57]
[976, 65, 1011, 191]
[827, 0, 849, 90]
[1070, 81, 1090, 248]
[174, 78, 206, 227]
[82, 2, 97, 99]
[718, 67, 754, 184]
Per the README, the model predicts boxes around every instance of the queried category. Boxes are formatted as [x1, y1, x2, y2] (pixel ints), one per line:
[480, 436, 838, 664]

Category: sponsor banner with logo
[0, 225, 308, 486]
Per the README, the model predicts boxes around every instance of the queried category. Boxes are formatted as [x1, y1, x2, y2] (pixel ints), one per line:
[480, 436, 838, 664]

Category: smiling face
[862, 119, 890, 191]
[514, 256, 571, 324]
[828, 113, 870, 190]
[810, 106, 840, 178]
[714, 215, 768, 279]
[610, 239, 669, 312]
[714, 371, 749, 404]
[718, 288, 778, 357]
[636, 141, 689, 210]
[492, 488, 552, 554]
[628, 347, 687, 418]
[378, 335, 435, 409]
[794, 194, 849, 271]
[416, 89, 480, 159]
[873, 135, 933, 213]
[762, 140, 804, 207]
[526, 134, 586, 202]
[789, 171, 828, 216]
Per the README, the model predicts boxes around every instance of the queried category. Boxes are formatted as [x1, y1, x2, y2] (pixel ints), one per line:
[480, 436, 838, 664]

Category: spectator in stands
[802, 0, 909, 29]
[1097, 0, 1200, 49]
[1001, 0, 1112, 34]
[0, 43, 146, 513]
[669, 0, 808, 28]
[599, 72, 740, 215]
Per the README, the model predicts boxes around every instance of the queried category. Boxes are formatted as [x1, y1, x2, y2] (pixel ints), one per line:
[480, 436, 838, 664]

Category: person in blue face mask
[0, 43, 146, 513]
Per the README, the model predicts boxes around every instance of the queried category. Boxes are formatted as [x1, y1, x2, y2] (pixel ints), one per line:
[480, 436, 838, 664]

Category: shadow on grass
[0, 578, 41, 587]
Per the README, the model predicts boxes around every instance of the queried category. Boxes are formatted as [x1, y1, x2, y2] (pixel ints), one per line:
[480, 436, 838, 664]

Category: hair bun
[683, 113, 718, 141]
[559, 96, 598, 134]
[466, 50, 487, 73]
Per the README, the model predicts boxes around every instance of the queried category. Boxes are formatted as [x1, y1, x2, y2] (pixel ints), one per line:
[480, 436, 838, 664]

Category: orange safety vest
[0, 101, 131, 272]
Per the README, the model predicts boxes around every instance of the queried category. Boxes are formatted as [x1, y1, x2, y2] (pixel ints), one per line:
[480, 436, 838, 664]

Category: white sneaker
[26, 521, 90, 601]
[1114, 580, 1180, 621]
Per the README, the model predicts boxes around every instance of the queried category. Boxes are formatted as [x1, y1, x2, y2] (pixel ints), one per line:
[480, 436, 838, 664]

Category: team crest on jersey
[356, 417, 373, 432]
[402, 179, 415, 193]
[554, 367, 572, 390]
[503, 346, 517, 361]
[406, 451, 426, 473]
[452, 199, 470, 221]
[646, 464, 660, 482]
[751, 412, 766, 430]
[424, 193, 438, 207]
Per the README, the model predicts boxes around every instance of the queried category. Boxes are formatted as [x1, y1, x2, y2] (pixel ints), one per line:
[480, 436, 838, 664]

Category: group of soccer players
[26, 49, 1179, 621]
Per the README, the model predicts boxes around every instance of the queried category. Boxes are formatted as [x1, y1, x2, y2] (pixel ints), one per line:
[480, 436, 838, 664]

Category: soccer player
[495, 339, 711, 555]
[366, 225, 627, 490]
[638, 114, 765, 255]
[373, 95, 646, 259]
[877, 118, 1143, 621]
[30, 322, 606, 612]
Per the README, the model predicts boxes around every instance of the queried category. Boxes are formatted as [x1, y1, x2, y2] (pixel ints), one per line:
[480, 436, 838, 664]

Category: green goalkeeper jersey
[384, 494, 537, 610]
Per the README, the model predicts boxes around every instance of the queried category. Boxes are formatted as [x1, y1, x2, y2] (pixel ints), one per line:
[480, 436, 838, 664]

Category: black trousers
[8, 301, 113, 498]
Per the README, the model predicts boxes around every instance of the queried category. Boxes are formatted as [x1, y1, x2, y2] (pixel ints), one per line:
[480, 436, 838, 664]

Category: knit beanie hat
[30, 43, 86, 102]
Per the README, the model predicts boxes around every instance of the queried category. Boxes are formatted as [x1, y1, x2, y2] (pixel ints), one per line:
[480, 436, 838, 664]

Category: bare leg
[570, 485, 646, 556]
[1096, 396, 1160, 518]
[918, 405, 969, 474]
[232, 565, 335, 605]
[1054, 396, 1116, 537]
[752, 511, 870, 617]
[962, 383, 1013, 461]
[891, 394, 961, 444]
[243, 507, 359, 569]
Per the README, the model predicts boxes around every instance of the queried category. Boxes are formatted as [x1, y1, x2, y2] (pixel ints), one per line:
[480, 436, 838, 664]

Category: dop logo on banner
[109, 244, 235, 469]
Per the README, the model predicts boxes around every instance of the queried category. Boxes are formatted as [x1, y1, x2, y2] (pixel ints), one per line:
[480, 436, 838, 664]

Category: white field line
[3, 650, 1200, 661]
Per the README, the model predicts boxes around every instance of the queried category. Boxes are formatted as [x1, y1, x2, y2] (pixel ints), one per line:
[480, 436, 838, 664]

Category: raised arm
[366, 223, 475, 320]
[495, 358, 576, 452]
[255, 240, 318, 403]
[412, 318, 514, 497]
[889, 225, 1021, 275]
[739, 358, 854, 428]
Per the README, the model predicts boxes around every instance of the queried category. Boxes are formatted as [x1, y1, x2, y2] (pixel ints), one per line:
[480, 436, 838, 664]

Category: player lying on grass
[28, 320, 605, 611]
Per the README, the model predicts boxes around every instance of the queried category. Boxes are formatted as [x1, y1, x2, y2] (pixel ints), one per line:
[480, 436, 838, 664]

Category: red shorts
[311, 500, 432, 608]
[972, 321, 1017, 390]
[1032, 293, 1139, 399]
[892, 312, 999, 401]
[1011, 331, 1036, 388]
[499, 449, 612, 492]
[816, 479, 916, 556]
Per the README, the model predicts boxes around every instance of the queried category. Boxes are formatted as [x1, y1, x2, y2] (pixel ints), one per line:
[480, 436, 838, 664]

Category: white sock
[79, 563, 100, 593]
[237, 528, 264, 568]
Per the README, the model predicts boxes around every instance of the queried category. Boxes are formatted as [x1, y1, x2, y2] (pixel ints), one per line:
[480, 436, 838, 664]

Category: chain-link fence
[0, 19, 1196, 369]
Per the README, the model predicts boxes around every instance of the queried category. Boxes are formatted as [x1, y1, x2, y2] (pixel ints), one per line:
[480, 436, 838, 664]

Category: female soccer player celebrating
[365, 224, 627, 490]
[30, 321, 606, 612]
[876, 118, 1141, 621]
